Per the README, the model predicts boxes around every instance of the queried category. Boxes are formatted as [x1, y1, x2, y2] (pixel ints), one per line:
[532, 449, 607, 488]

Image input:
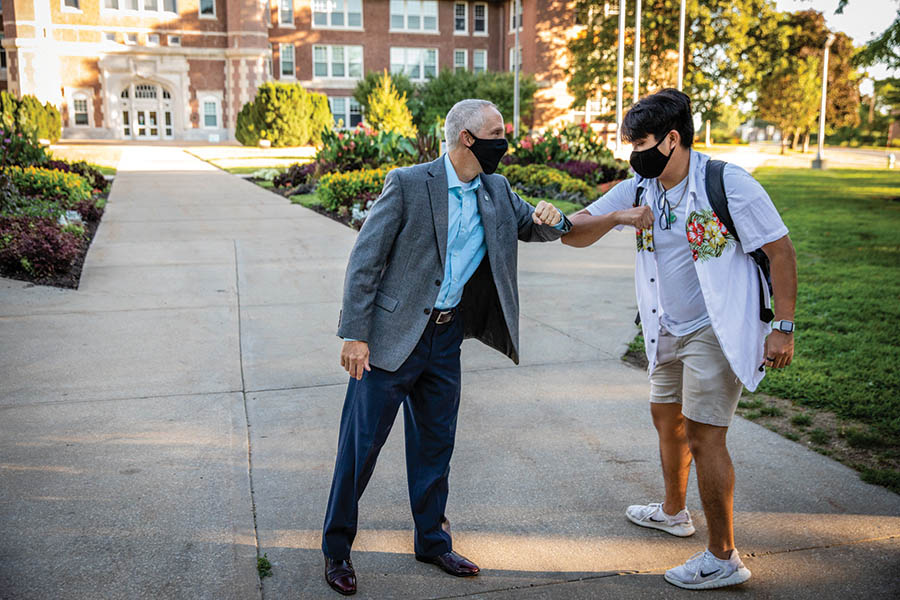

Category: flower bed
[498, 163, 599, 207]
[0, 135, 110, 288]
[317, 167, 392, 228]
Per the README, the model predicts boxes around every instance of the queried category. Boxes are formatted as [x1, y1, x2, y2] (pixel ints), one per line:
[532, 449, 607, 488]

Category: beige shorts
[649, 325, 744, 427]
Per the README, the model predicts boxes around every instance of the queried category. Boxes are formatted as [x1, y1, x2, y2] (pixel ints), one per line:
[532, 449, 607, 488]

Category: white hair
[444, 99, 498, 151]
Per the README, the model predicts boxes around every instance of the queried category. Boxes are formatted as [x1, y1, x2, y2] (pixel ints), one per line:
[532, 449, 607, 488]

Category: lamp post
[513, 0, 521, 137]
[634, 0, 641, 103]
[677, 0, 686, 90]
[615, 0, 626, 151]
[812, 33, 836, 169]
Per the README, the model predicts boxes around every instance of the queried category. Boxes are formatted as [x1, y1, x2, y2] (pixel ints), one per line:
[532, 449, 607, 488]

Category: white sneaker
[625, 502, 696, 537]
[664, 549, 752, 590]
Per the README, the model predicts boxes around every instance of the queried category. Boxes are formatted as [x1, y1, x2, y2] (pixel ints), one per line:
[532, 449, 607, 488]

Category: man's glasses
[656, 190, 673, 231]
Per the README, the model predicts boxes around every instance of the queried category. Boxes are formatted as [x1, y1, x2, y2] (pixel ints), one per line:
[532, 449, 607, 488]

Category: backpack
[632, 160, 774, 327]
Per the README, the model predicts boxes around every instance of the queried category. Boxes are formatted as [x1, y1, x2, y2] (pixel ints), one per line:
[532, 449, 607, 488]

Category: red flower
[337, 132, 344, 140]
[520, 138, 533, 150]
[688, 221, 705, 244]
[505, 123, 514, 134]
[580, 122, 589, 132]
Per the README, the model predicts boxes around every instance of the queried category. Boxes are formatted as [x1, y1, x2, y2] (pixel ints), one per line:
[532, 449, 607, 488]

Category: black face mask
[465, 130, 508, 175]
[629, 135, 675, 179]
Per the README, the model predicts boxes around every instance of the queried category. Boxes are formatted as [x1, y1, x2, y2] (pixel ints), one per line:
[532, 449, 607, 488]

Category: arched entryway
[119, 81, 175, 140]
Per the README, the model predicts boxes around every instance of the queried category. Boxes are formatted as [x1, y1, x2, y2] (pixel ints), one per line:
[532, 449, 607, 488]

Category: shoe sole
[664, 567, 751, 590]
[415, 556, 480, 577]
[625, 512, 696, 537]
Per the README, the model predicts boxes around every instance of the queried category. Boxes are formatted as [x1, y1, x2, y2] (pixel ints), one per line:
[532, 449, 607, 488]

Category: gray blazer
[337, 155, 571, 372]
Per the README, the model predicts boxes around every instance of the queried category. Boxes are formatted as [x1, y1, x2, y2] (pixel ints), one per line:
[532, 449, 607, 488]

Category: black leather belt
[430, 307, 457, 325]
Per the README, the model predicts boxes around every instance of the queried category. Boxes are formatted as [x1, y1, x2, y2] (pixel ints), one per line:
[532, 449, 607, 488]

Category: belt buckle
[435, 310, 453, 325]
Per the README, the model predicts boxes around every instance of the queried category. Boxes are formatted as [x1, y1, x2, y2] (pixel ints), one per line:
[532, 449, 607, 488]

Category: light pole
[812, 33, 836, 169]
[615, 0, 626, 151]
[513, 0, 521, 137]
[634, 0, 641, 103]
[677, 0, 686, 90]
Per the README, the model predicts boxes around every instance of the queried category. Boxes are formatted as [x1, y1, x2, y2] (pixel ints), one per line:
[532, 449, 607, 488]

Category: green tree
[568, 0, 784, 122]
[365, 70, 417, 137]
[757, 55, 821, 154]
[353, 70, 422, 125]
[416, 69, 538, 130]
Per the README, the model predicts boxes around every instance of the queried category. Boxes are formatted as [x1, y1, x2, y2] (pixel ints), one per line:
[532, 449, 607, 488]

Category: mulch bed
[0, 190, 109, 290]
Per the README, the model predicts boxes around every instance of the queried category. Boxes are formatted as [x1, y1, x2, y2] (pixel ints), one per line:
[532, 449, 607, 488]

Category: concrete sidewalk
[1, 147, 898, 599]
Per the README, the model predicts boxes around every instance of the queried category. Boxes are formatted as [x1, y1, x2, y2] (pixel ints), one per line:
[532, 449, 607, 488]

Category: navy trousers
[322, 315, 464, 561]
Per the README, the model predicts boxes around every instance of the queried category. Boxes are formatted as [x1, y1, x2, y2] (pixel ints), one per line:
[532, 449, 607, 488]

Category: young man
[322, 99, 570, 596]
[563, 89, 797, 590]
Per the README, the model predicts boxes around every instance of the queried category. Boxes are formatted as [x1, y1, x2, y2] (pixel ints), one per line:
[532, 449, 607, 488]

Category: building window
[313, 0, 363, 29]
[202, 98, 219, 128]
[329, 97, 363, 129]
[147, 33, 160, 46]
[473, 2, 487, 34]
[454, 49, 467, 72]
[280, 43, 295, 77]
[266, 43, 273, 78]
[104, 0, 119, 8]
[199, 0, 215, 17]
[126, 33, 138, 45]
[163, 0, 176, 11]
[168, 35, 181, 46]
[103, 32, 117, 44]
[390, 0, 437, 32]
[135, 84, 158, 99]
[508, 45, 521, 72]
[123, 0, 138, 9]
[0, 34, 7, 70]
[143, 0, 158, 10]
[473, 49, 486, 73]
[313, 45, 363, 79]
[279, 0, 294, 25]
[63, 0, 80, 10]
[508, 0, 522, 31]
[390, 47, 437, 81]
[454, 2, 467, 34]
[72, 97, 89, 126]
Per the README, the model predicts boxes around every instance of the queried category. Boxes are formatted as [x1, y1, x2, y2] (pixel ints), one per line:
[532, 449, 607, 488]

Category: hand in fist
[532, 201, 562, 226]
[618, 205, 654, 229]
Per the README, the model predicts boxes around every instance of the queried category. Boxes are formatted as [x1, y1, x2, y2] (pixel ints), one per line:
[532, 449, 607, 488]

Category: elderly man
[321, 99, 571, 595]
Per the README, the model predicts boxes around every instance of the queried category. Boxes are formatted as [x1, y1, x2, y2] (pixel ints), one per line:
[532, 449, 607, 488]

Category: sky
[775, 0, 898, 90]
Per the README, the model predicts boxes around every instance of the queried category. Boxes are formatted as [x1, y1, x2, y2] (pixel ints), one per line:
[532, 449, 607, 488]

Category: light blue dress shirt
[435, 153, 487, 309]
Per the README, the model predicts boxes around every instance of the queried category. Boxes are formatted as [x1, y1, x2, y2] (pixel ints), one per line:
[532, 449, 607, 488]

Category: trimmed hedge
[498, 163, 599, 206]
[236, 82, 332, 147]
[4, 166, 92, 208]
[317, 167, 392, 213]
[0, 92, 61, 143]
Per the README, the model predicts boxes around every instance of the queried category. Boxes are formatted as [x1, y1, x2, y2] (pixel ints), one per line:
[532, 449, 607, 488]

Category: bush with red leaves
[0, 215, 82, 277]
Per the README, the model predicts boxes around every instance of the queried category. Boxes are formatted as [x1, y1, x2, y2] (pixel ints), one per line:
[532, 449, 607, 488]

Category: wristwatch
[771, 320, 795, 334]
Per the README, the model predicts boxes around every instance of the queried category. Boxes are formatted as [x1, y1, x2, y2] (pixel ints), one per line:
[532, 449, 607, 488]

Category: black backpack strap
[705, 159, 739, 242]
[705, 159, 774, 323]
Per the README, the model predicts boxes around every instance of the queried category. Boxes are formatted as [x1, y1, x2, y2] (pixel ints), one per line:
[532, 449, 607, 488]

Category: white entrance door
[119, 83, 175, 141]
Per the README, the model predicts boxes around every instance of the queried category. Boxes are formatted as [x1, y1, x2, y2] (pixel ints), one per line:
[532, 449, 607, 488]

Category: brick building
[0, 0, 585, 141]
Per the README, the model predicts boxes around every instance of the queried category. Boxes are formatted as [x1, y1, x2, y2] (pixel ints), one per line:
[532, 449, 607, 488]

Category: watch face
[779, 321, 794, 333]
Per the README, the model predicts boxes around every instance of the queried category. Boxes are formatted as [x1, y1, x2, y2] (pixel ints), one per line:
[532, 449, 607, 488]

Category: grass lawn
[223, 166, 286, 175]
[752, 168, 900, 435]
[97, 165, 117, 176]
[290, 193, 321, 209]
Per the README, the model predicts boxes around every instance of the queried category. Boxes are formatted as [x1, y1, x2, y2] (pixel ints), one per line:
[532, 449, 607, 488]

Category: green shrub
[416, 69, 538, 130]
[317, 167, 392, 215]
[354, 71, 421, 124]
[317, 126, 416, 172]
[791, 413, 813, 428]
[235, 83, 332, 147]
[0, 92, 61, 143]
[366, 71, 417, 137]
[809, 428, 830, 445]
[4, 166, 92, 208]
[498, 163, 598, 206]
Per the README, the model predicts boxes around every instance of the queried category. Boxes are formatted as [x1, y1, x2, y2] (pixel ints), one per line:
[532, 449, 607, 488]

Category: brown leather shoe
[416, 550, 480, 577]
[324, 557, 357, 595]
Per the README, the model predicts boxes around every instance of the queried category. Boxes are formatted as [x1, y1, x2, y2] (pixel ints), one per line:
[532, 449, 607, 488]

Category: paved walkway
[1, 147, 898, 599]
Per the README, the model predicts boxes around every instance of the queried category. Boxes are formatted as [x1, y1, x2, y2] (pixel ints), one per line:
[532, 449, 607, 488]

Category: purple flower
[3, 139, 9, 144]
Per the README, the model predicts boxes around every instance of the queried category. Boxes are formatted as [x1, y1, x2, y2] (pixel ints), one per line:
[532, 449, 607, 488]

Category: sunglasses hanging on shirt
[655, 179, 688, 230]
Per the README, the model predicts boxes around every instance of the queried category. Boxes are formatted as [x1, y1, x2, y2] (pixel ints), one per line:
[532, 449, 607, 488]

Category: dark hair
[621, 88, 694, 148]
